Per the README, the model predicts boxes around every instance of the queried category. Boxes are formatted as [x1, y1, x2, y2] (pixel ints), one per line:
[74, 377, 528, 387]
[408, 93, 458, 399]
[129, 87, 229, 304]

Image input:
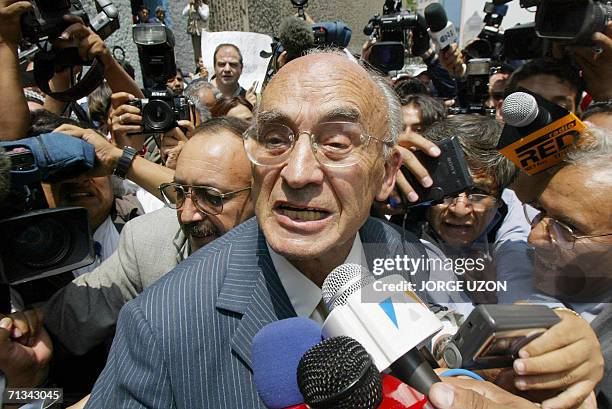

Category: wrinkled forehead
[259, 55, 388, 133]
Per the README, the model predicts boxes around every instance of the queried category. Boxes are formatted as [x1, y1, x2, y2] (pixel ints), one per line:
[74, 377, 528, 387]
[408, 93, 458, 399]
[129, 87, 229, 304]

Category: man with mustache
[5, 116, 253, 369]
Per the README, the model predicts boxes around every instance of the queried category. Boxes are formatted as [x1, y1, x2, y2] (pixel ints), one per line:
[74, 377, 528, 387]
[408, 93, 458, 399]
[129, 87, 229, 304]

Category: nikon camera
[132, 23, 194, 133]
[127, 91, 192, 134]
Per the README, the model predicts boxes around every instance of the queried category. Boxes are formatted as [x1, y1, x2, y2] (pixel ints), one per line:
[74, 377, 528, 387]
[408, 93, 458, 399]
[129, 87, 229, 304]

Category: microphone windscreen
[297, 336, 382, 409]
[279, 16, 315, 61]
[321, 263, 374, 311]
[502, 92, 540, 127]
[424, 3, 448, 32]
[0, 147, 10, 205]
[251, 317, 322, 409]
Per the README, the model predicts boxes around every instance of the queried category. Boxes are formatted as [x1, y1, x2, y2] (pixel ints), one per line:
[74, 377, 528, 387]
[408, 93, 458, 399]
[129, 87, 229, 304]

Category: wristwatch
[113, 146, 138, 179]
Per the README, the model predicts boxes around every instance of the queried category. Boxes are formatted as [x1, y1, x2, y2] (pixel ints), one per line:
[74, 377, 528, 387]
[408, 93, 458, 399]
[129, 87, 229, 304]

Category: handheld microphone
[498, 91, 587, 175]
[297, 335, 431, 409]
[424, 3, 458, 51]
[251, 317, 322, 409]
[321, 264, 443, 395]
[298, 335, 383, 409]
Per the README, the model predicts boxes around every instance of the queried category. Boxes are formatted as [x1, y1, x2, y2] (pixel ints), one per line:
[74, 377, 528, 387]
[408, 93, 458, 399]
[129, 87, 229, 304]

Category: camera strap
[34, 48, 105, 103]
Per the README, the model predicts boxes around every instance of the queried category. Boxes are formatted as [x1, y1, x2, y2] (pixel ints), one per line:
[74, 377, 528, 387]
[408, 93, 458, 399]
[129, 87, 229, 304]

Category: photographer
[397, 115, 534, 305]
[0, 0, 34, 141]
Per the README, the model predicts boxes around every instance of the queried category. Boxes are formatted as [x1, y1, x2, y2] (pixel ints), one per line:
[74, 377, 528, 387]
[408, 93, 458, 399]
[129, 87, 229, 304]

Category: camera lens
[142, 99, 175, 132]
[465, 39, 491, 59]
[12, 217, 71, 268]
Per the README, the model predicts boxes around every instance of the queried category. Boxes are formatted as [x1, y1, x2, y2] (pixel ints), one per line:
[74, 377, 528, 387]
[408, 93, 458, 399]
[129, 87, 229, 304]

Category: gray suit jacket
[44, 207, 187, 355]
[85, 217, 430, 409]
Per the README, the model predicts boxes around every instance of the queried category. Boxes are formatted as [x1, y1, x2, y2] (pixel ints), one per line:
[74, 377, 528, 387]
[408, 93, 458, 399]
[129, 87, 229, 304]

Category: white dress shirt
[267, 234, 366, 325]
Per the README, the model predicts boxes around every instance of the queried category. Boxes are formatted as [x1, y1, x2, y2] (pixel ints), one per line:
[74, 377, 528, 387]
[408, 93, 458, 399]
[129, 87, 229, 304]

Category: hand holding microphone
[424, 3, 465, 78]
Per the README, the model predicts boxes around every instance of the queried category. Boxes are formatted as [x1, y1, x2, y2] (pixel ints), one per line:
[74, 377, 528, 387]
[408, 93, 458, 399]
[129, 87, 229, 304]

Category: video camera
[130, 24, 195, 134]
[449, 58, 498, 116]
[465, 2, 507, 61]
[363, 0, 430, 73]
[312, 22, 352, 48]
[535, 0, 611, 45]
[0, 134, 96, 299]
[19, 0, 120, 102]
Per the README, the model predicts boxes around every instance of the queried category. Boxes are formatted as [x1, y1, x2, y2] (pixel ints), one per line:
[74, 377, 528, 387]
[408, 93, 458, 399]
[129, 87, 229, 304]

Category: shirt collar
[267, 234, 366, 319]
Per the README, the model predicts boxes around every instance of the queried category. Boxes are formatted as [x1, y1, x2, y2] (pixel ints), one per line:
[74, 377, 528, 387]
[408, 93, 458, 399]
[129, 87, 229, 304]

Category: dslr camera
[363, 0, 430, 73]
[131, 24, 195, 134]
[127, 92, 192, 134]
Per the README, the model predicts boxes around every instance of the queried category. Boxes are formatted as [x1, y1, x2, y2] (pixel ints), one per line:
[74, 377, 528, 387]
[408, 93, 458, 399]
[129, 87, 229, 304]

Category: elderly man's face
[528, 165, 612, 301]
[174, 130, 254, 252]
[252, 54, 399, 276]
[43, 175, 114, 231]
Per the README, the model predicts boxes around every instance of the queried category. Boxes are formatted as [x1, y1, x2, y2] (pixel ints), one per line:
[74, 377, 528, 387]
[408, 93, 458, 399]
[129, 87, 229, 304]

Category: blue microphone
[251, 317, 322, 409]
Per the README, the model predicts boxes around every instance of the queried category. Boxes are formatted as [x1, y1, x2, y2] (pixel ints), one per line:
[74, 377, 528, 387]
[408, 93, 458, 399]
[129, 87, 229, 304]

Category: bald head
[177, 120, 251, 188]
[260, 52, 401, 151]
[174, 117, 253, 252]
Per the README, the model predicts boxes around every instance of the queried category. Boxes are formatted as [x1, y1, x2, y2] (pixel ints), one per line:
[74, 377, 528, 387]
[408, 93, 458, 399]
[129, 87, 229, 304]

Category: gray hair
[422, 115, 519, 190]
[563, 126, 612, 173]
[303, 48, 402, 159]
[184, 78, 221, 122]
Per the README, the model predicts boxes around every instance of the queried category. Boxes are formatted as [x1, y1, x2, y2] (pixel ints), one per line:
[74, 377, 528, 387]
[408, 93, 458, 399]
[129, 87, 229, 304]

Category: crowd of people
[0, 0, 611, 408]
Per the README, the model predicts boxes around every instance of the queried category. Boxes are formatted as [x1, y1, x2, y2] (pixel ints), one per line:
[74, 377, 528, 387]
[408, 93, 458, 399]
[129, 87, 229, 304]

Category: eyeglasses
[159, 183, 250, 215]
[523, 203, 612, 250]
[438, 192, 500, 212]
[243, 121, 393, 168]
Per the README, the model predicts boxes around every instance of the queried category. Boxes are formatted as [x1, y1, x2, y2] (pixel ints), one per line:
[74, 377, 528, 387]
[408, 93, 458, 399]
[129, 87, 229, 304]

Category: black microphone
[297, 336, 383, 409]
[321, 264, 443, 396]
[279, 16, 315, 63]
[424, 3, 459, 51]
[498, 91, 587, 175]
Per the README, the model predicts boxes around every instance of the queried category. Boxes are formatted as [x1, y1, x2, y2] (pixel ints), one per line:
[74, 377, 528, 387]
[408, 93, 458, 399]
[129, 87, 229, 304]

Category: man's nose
[180, 195, 205, 224]
[528, 219, 552, 247]
[280, 134, 325, 189]
[448, 195, 473, 218]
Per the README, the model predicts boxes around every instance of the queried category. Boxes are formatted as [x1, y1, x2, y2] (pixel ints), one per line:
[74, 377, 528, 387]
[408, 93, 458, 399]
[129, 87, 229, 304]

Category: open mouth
[274, 203, 331, 222]
[62, 190, 95, 202]
[443, 222, 472, 233]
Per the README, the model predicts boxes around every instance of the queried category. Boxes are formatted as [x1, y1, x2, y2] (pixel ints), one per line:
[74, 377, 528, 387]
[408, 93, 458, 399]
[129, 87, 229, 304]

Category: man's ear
[277, 51, 288, 68]
[375, 147, 401, 201]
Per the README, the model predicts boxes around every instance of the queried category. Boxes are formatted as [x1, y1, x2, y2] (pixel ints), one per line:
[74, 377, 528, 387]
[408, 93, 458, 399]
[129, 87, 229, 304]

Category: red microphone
[379, 374, 431, 409]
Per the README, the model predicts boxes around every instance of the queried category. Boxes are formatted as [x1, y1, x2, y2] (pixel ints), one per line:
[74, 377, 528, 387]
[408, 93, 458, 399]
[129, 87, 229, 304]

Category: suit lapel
[215, 219, 295, 369]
